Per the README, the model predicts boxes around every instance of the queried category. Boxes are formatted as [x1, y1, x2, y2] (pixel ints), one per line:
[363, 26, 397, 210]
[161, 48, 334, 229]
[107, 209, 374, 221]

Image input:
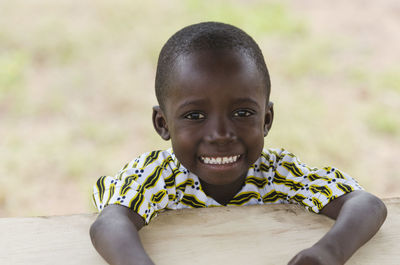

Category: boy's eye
[184, 112, 205, 120]
[233, 110, 253, 117]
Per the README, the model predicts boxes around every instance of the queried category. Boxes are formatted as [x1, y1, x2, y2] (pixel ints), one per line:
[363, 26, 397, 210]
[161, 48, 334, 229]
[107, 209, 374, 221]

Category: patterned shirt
[92, 148, 363, 224]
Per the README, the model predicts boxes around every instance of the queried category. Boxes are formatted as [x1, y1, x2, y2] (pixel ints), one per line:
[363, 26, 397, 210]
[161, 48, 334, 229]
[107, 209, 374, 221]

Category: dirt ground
[287, 0, 400, 195]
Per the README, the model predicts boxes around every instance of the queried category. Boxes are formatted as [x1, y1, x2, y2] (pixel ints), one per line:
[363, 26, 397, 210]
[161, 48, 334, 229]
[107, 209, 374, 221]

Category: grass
[0, 0, 399, 217]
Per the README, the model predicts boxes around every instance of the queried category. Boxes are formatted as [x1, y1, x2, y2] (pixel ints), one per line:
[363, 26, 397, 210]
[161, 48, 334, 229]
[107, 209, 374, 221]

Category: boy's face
[153, 49, 273, 187]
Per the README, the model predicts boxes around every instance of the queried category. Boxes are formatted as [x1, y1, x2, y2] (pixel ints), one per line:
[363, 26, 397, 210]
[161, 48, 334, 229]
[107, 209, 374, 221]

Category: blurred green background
[1, 0, 399, 217]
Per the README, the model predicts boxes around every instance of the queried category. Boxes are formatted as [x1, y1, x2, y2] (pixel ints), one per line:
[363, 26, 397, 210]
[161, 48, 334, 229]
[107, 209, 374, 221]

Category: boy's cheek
[170, 131, 199, 155]
[170, 128, 198, 142]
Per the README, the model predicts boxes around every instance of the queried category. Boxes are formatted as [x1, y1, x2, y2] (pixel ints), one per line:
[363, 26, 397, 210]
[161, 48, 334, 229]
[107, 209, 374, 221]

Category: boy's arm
[288, 190, 387, 265]
[90, 204, 155, 265]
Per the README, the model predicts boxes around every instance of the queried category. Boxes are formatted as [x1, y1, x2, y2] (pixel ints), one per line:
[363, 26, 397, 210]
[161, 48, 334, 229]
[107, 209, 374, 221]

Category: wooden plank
[0, 198, 398, 265]
[0, 214, 103, 265]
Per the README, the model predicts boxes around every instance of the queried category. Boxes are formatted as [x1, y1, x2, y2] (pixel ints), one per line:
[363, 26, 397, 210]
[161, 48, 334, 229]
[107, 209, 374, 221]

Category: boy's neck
[199, 176, 246, 205]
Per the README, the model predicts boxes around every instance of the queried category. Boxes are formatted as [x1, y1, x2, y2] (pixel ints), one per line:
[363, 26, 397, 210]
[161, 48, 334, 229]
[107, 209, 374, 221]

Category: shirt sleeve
[92, 150, 174, 224]
[270, 149, 364, 213]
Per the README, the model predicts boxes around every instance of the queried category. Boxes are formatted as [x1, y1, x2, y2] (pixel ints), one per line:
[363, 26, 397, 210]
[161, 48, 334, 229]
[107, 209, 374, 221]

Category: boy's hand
[288, 244, 341, 265]
[90, 204, 155, 265]
[287, 191, 386, 265]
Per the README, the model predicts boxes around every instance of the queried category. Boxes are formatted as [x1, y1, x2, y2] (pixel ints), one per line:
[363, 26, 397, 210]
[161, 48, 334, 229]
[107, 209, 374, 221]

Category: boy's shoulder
[116, 149, 183, 178]
[261, 148, 299, 161]
[122, 149, 176, 168]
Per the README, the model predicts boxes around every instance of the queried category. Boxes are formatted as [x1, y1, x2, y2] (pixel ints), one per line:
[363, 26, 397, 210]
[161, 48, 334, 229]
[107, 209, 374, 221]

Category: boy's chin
[196, 171, 247, 187]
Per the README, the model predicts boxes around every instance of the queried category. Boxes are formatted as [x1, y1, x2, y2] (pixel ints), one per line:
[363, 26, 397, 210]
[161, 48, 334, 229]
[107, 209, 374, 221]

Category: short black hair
[155, 21, 271, 110]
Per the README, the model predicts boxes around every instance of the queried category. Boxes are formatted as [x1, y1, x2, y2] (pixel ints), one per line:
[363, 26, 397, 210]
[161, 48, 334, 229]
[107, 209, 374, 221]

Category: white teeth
[201, 155, 240, 165]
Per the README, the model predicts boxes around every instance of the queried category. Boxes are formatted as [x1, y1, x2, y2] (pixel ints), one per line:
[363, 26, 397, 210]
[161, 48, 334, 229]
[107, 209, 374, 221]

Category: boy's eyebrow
[177, 99, 208, 110]
[177, 98, 261, 110]
[232, 98, 261, 107]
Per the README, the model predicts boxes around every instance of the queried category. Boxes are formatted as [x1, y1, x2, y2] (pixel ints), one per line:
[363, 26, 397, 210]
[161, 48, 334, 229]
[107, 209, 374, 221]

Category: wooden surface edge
[0, 197, 398, 265]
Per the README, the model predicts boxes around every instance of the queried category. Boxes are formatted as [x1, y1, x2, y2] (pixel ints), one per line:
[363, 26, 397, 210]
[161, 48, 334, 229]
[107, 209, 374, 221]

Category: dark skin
[154, 49, 273, 205]
[90, 49, 387, 265]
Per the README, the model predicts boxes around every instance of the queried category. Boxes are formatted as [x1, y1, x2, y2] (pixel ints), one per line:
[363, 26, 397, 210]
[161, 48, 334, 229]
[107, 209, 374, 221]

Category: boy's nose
[205, 116, 236, 145]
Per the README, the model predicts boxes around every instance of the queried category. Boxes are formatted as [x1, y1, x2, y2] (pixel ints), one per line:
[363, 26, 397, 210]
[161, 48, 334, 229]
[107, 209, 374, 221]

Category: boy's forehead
[176, 49, 252, 69]
[170, 49, 263, 88]
[164, 49, 267, 107]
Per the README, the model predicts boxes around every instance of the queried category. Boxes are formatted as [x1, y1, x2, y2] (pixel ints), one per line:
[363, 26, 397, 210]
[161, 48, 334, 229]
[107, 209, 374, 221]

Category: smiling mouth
[200, 155, 241, 165]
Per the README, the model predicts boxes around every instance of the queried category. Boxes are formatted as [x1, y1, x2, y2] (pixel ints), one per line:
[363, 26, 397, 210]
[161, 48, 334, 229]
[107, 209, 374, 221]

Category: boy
[90, 22, 387, 265]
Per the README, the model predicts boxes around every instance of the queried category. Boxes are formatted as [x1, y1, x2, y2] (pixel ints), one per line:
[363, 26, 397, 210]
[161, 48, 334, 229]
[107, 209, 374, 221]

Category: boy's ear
[152, 106, 170, 140]
[264, 101, 274, 137]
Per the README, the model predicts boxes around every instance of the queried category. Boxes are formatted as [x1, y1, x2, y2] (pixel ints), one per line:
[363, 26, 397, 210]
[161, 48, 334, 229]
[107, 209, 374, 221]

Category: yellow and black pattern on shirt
[128, 191, 146, 212]
[92, 193, 98, 209]
[119, 175, 138, 196]
[151, 190, 167, 204]
[117, 161, 137, 180]
[95, 176, 107, 203]
[164, 167, 181, 188]
[122, 162, 130, 171]
[229, 191, 260, 205]
[259, 154, 275, 170]
[160, 155, 174, 169]
[148, 210, 157, 222]
[309, 184, 332, 197]
[336, 182, 354, 193]
[334, 170, 346, 179]
[138, 155, 174, 192]
[328, 195, 338, 203]
[262, 190, 287, 203]
[282, 161, 304, 178]
[95, 176, 116, 206]
[290, 193, 308, 208]
[273, 171, 304, 191]
[259, 162, 273, 173]
[311, 197, 324, 212]
[140, 166, 165, 191]
[323, 166, 334, 172]
[283, 152, 302, 165]
[265, 149, 285, 164]
[142, 151, 162, 167]
[180, 194, 206, 208]
[105, 182, 116, 206]
[168, 192, 177, 201]
[245, 175, 268, 189]
[306, 173, 331, 182]
[260, 151, 271, 161]
[176, 178, 194, 192]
